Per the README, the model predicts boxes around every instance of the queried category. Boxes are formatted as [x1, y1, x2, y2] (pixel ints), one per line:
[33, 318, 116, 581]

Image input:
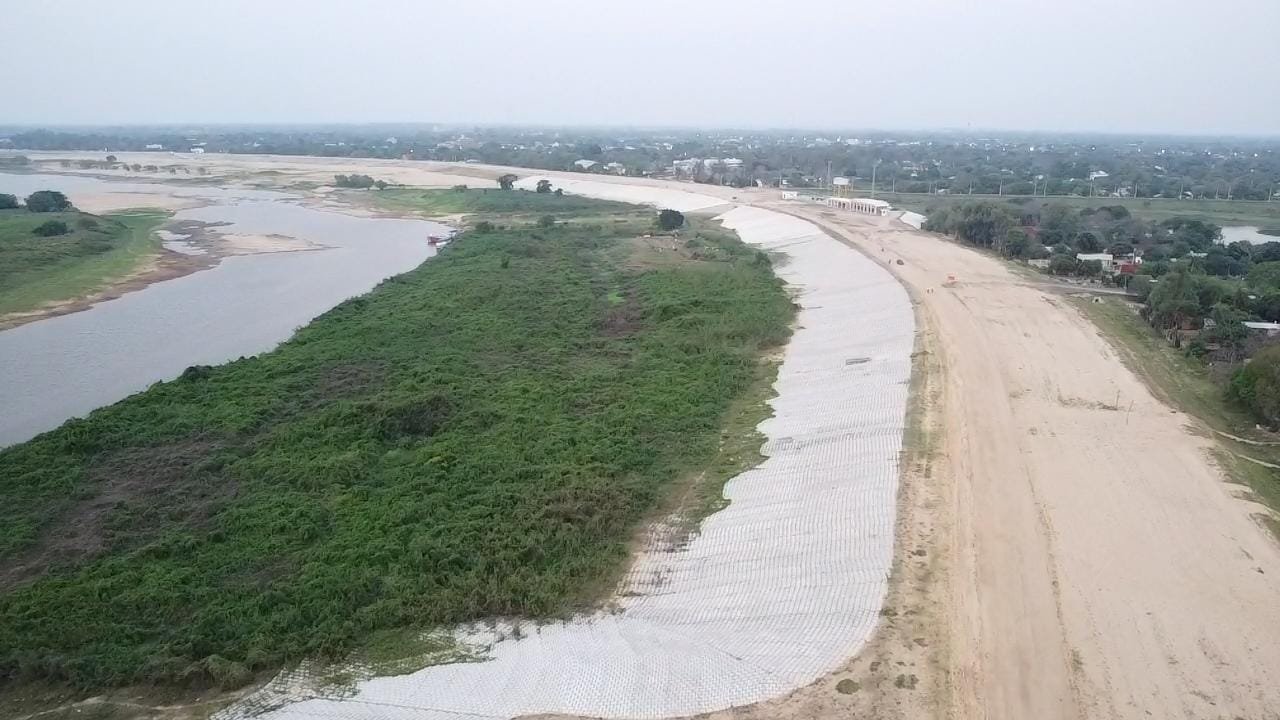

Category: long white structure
[222, 183, 914, 720]
[826, 196, 891, 215]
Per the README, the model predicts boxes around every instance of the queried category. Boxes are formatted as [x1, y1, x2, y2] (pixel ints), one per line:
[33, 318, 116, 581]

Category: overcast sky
[4, 0, 1278, 135]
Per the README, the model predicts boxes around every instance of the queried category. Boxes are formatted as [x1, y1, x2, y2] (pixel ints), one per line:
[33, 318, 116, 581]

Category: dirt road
[781, 204, 1280, 720]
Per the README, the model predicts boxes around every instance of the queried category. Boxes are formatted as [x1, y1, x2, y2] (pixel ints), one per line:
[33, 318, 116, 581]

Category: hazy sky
[4, 0, 1278, 134]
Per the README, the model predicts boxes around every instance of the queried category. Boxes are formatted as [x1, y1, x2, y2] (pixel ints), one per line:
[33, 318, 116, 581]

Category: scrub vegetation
[0, 206, 166, 317]
[370, 186, 632, 217]
[0, 190, 794, 692]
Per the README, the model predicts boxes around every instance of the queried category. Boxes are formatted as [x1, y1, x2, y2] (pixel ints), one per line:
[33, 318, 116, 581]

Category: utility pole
[827, 160, 832, 191]
[871, 160, 879, 198]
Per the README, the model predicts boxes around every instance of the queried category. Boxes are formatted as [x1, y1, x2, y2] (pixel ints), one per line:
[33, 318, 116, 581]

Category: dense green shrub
[0, 200, 793, 691]
[32, 220, 70, 237]
[24, 190, 71, 213]
[1230, 346, 1280, 426]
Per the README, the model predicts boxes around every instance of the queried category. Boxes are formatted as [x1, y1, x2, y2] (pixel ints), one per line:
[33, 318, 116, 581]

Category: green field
[1078, 296, 1280, 535]
[0, 209, 167, 318]
[871, 191, 1280, 235]
[371, 187, 633, 217]
[0, 190, 794, 692]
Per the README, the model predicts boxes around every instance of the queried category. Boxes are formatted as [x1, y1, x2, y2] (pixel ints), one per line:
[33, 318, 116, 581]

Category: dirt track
[782, 205, 1280, 720]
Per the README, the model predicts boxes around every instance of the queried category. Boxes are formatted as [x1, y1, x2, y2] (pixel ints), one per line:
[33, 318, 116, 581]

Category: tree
[24, 190, 71, 213]
[537, 215, 556, 228]
[1247, 261, 1280, 290]
[497, 174, 518, 190]
[1076, 231, 1102, 253]
[105, 155, 117, 163]
[1146, 272, 1201, 329]
[1039, 204, 1080, 246]
[0, 193, 18, 210]
[1048, 255, 1079, 276]
[1004, 228, 1030, 257]
[1229, 345, 1280, 426]
[474, 220, 495, 233]
[32, 220, 70, 237]
[334, 174, 376, 189]
[535, 179, 553, 194]
[657, 209, 685, 231]
[952, 202, 1014, 249]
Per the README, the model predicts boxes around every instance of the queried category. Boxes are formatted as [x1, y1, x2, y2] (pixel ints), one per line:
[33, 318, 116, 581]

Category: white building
[1076, 252, 1114, 271]
[1244, 321, 1280, 336]
[825, 197, 891, 216]
[671, 159, 699, 174]
[573, 159, 598, 170]
[722, 157, 744, 168]
[189, 147, 205, 154]
[144, 143, 163, 150]
[603, 162, 626, 175]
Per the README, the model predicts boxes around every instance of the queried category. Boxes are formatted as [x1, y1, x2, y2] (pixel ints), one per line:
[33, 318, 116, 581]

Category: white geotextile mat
[224, 197, 913, 720]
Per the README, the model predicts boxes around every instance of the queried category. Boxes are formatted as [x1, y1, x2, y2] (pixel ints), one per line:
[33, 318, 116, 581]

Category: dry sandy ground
[775, 205, 1280, 720]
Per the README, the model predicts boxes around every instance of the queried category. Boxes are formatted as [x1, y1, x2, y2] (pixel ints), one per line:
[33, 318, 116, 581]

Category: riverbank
[0, 190, 794, 710]
[0, 209, 169, 328]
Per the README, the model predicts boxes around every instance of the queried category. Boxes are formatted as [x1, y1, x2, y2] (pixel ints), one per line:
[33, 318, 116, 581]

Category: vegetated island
[0, 187, 794, 707]
[0, 189, 167, 327]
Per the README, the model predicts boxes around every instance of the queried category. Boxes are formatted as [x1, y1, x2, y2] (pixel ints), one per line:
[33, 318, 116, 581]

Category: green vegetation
[32, 220, 70, 237]
[895, 193, 1280, 238]
[0, 190, 794, 693]
[333, 174, 387, 190]
[1078, 297, 1280, 532]
[24, 190, 72, 213]
[496, 173, 518, 190]
[658, 209, 685, 231]
[372, 187, 632, 217]
[0, 208, 167, 317]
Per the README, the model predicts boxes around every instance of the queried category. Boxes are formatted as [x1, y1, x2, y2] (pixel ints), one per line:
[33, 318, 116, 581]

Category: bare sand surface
[774, 204, 1280, 720]
[70, 191, 205, 214]
[214, 232, 323, 254]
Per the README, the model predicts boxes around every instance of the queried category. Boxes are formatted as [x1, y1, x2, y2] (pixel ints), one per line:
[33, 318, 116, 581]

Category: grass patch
[1077, 296, 1280, 525]
[0, 190, 794, 694]
[0, 208, 167, 316]
[372, 187, 635, 217]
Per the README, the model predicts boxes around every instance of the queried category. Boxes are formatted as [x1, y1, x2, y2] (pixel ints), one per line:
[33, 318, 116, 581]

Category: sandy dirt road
[779, 204, 1280, 720]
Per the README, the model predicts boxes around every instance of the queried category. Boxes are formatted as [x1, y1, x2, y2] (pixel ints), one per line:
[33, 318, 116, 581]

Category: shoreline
[0, 217, 330, 332]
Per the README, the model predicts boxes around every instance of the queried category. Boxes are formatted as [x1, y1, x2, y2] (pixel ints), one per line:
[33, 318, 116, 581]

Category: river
[1221, 225, 1279, 245]
[0, 173, 448, 447]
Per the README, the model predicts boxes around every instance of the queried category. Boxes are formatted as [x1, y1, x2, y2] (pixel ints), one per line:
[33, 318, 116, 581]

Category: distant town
[3, 125, 1278, 201]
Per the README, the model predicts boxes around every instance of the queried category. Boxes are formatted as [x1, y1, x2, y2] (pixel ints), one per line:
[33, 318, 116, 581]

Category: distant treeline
[4, 126, 1278, 199]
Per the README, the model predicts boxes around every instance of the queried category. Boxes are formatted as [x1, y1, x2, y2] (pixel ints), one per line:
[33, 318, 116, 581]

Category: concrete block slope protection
[222, 188, 915, 720]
